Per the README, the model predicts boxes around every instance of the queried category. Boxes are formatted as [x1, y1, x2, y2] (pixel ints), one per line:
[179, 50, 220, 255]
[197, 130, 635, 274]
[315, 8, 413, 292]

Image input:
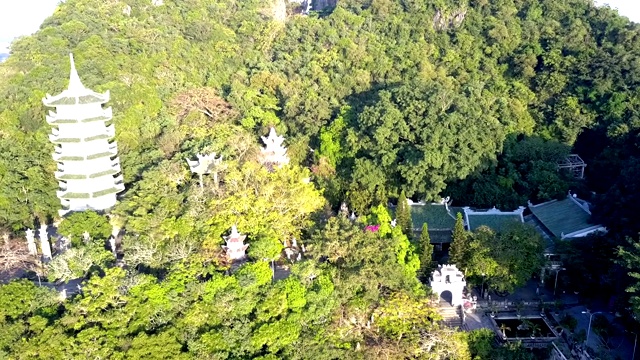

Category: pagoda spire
[67, 53, 86, 93]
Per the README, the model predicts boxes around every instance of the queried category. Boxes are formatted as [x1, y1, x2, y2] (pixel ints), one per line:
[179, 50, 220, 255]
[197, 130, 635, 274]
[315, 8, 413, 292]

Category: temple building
[260, 127, 290, 169]
[528, 193, 606, 239]
[402, 199, 463, 250]
[222, 225, 249, 261]
[463, 206, 525, 232]
[42, 54, 124, 216]
[393, 198, 525, 250]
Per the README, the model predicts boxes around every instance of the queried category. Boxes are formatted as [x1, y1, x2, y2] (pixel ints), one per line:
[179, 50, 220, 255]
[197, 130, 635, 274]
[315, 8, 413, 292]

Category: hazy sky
[0, 0, 60, 52]
[595, 0, 640, 22]
[0, 0, 639, 53]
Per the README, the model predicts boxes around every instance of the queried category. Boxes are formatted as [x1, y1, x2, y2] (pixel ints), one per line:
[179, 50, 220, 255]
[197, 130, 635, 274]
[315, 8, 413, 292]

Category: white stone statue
[109, 236, 117, 256]
[39, 224, 52, 262]
[82, 231, 91, 243]
[25, 229, 37, 256]
[284, 247, 295, 260]
[349, 212, 356, 221]
[260, 127, 290, 169]
[339, 202, 349, 216]
[57, 236, 71, 252]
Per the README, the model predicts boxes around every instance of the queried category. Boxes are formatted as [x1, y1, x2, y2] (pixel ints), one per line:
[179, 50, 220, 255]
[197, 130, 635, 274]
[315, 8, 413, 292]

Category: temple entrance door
[440, 290, 453, 307]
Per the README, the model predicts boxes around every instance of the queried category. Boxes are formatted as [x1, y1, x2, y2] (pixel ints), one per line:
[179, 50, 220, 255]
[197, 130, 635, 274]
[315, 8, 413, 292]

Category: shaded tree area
[552, 234, 626, 301]
[445, 135, 576, 209]
[453, 224, 544, 293]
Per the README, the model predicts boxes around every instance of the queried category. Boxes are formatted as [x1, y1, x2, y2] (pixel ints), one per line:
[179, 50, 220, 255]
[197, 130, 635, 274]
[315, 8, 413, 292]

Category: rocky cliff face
[433, 8, 467, 30]
[312, 0, 337, 12]
[273, 0, 287, 21]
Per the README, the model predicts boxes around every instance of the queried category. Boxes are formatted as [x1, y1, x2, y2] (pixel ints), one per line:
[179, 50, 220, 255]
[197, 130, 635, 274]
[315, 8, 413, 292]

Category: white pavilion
[42, 54, 124, 216]
[260, 127, 290, 168]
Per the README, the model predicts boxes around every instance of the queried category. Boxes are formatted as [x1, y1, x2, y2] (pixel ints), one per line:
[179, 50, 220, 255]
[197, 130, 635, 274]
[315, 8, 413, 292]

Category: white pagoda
[260, 127, 290, 168]
[222, 225, 249, 261]
[42, 54, 124, 216]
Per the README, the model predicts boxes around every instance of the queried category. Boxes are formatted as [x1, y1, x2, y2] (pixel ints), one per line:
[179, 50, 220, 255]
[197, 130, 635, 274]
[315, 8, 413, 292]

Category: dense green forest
[2, 0, 640, 358]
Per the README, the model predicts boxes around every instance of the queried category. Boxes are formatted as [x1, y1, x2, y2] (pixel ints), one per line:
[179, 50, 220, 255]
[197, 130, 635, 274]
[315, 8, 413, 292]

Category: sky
[595, 0, 640, 22]
[0, 0, 60, 53]
[0, 0, 639, 53]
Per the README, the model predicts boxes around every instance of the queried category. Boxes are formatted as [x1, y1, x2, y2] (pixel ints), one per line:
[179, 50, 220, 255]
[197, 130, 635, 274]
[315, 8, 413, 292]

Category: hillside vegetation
[1, 0, 640, 358]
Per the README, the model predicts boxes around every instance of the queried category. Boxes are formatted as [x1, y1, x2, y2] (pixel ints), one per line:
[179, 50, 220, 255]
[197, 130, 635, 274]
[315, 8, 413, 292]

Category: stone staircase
[439, 304, 463, 329]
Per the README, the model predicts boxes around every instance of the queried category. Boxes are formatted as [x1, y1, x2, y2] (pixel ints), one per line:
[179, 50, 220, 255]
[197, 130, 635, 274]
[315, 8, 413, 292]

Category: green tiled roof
[529, 198, 594, 238]
[409, 204, 463, 230]
[467, 214, 522, 232]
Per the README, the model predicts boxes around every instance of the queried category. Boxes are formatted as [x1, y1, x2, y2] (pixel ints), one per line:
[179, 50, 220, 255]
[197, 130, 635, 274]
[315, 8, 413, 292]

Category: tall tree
[464, 224, 544, 293]
[419, 223, 434, 281]
[449, 212, 469, 267]
[618, 237, 640, 318]
[396, 190, 413, 238]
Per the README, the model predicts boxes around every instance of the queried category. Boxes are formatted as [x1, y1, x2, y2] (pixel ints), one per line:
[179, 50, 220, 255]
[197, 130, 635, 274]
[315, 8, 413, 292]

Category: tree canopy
[2, 0, 640, 357]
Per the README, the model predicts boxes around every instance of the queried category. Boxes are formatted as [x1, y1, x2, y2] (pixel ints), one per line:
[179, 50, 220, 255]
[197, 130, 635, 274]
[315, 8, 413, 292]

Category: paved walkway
[561, 305, 637, 359]
[459, 280, 640, 359]
[471, 279, 580, 308]
[463, 310, 496, 331]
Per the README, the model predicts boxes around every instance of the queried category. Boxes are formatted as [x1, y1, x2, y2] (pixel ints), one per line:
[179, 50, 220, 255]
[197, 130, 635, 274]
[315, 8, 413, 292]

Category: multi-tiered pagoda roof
[42, 54, 124, 216]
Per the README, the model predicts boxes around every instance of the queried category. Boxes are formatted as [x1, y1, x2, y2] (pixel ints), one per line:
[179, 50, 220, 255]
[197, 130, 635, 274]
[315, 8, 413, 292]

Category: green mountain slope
[1, 1, 640, 358]
[1, 0, 639, 228]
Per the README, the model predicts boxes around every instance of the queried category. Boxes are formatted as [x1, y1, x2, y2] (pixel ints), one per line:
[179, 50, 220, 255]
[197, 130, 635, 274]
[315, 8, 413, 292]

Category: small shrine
[557, 154, 586, 179]
[260, 127, 290, 169]
[222, 225, 249, 261]
[430, 264, 466, 307]
[186, 152, 224, 188]
[25, 229, 37, 256]
[283, 237, 306, 263]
